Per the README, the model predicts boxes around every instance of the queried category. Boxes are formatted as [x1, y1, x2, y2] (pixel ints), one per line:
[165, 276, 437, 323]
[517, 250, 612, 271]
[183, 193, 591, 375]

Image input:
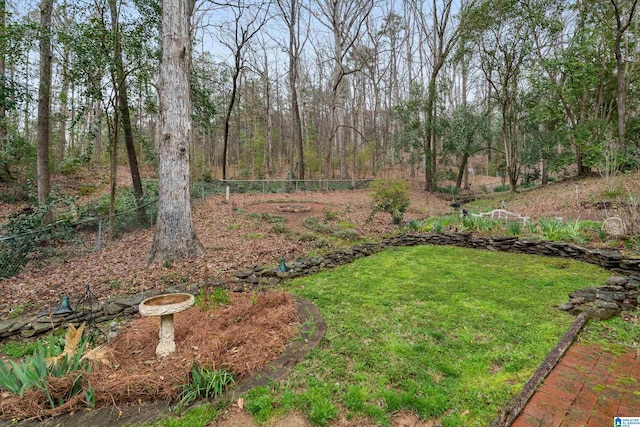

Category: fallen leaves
[2, 170, 638, 322]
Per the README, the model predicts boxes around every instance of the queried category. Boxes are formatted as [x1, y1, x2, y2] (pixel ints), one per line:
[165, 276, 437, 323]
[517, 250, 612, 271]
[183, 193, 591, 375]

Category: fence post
[226, 185, 230, 201]
[97, 219, 102, 252]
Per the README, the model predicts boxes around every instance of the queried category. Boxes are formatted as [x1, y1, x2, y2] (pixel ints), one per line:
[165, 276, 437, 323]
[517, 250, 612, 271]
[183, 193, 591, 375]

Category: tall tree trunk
[287, 0, 304, 179]
[331, 52, 345, 180]
[57, 71, 68, 163]
[455, 153, 468, 190]
[148, 0, 204, 263]
[222, 65, 240, 181]
[37, 0, 53, 209]
[107, 101, 118, 238]
[93, 101, 102, 166]
[55, 0, 69, 164]
[611, 0, 638, 150]
[109, 0, 144, 212]
[0, 0, 10, 182]
[424, 78, 436, 192]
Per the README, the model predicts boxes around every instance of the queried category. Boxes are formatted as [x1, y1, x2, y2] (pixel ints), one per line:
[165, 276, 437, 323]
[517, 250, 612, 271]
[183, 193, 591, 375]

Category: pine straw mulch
[0, 291, 298, 420]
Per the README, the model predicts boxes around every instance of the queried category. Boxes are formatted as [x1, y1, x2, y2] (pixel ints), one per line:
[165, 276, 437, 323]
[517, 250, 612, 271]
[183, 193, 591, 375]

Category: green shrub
[0, 197, 78, 278]
[493, 184, 510, 193]
[0, 180, 33, 203]
[78, 185, 97, 196]
[174, 366, 234, 412]
[507, 221, 522, 236]
[338, 221, 356, 229]
[270, 222, 289, 234]
[461, 216, 496, 232]
[404, 219, 422, 231]
[196, 287, 229, 310]
[559, 219, 588, 243]
[538, 218, 565, 241]
[56, 157, 85, 176]
[302, 217, 329, 233]
[368, 179, 411, 225]
[437, 185, 460, 195]
[322, 208, 340, 222]
[0, 324, 96, 409]
[335, 229, 360, 242]
[83, 179, 158, 218]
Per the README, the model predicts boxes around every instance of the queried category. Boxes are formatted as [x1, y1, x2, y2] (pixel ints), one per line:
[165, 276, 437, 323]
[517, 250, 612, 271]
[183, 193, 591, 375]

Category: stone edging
[3, 296, 326, 427]
[2, 232, 639, 339]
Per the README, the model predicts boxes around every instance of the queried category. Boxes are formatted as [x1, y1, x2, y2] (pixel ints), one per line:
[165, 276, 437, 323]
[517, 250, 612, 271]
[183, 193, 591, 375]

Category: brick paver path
[513, 343, 640, 426]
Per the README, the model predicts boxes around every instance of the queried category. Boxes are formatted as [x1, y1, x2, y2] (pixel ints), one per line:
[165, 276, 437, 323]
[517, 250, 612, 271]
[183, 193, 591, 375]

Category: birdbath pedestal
[139, 293, 195, 358]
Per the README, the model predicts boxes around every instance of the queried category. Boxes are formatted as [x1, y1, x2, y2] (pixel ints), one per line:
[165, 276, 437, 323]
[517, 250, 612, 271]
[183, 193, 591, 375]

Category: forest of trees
[1, 0, 639, 195]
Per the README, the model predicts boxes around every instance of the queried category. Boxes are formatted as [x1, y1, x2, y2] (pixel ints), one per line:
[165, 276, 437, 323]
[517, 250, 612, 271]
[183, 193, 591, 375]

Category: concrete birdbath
[139, 293, 195, 358]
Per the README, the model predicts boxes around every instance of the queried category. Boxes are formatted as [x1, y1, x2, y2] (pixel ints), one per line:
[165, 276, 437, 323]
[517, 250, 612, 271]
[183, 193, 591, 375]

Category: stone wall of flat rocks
[558, 276, 639, 320]
[1, 232, 639, 339]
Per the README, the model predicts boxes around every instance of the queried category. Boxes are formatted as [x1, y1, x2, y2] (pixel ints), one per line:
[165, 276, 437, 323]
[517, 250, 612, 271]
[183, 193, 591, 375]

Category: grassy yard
[243, 246, 611, 426]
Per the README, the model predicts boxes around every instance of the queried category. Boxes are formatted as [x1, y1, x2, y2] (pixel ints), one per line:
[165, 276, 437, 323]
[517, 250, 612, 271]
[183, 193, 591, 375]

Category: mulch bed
[0, 291, 298, 420]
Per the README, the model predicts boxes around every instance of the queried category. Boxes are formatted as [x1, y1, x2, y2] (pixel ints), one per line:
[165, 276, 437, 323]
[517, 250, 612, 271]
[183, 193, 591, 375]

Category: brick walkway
[513, 343, 640, 426]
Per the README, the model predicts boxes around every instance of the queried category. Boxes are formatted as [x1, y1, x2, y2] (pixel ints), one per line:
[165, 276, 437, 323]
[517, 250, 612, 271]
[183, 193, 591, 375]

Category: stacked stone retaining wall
[1, 233, 638, 339]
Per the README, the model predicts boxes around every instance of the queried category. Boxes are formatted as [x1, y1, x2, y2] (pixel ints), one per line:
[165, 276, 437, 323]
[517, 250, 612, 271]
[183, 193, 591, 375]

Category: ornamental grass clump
[0, 323, 108, 412]
[174, 365, 234, 413]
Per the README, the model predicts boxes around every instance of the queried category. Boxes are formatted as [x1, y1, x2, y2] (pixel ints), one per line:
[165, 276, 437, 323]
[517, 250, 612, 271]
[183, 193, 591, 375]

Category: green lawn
[244, 245, 611, 426]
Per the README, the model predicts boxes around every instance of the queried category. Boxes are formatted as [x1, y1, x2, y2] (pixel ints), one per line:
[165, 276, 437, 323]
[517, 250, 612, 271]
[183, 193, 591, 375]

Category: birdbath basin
[139, 293, 195, 358]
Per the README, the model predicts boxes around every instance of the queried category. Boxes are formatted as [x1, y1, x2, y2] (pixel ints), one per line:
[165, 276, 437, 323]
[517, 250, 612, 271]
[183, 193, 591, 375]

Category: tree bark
[109, 0, 144, 213]
[611, 0, 638, 151]
[0, 0, 10, 182]
[37, 0, 54, 208]
[222, 65, 240, 181]
[289, 0, 304, 180]
[277, 0, 305, 179]
[148, 0, 204, 263]
[455, 153, 468, 190]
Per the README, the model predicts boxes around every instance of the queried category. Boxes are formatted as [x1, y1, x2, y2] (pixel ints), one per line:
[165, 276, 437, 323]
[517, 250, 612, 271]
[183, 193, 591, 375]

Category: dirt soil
[210, 406, 439, 427]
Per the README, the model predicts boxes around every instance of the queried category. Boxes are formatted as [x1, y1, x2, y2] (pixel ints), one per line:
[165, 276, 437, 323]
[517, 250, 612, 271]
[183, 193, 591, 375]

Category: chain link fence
[0, 203, 156, 279]
[191, 178, 374, 201]
[0, 179, 375, 279]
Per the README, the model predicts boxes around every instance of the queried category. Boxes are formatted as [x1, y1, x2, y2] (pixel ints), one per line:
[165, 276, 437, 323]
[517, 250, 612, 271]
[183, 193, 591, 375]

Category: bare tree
[218, 0, 270, 180]
[412, 0, 463, 191]
[148, 0, 204, 263]
[315, 0, 373, 179]
[109, 0, 144, 213]
[250, 34, 275, 177]
[276, 0, 306, 178]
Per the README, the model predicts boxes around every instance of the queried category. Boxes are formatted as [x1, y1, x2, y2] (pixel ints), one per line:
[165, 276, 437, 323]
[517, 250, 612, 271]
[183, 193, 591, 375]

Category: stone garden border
[1, 232, 639, 339]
